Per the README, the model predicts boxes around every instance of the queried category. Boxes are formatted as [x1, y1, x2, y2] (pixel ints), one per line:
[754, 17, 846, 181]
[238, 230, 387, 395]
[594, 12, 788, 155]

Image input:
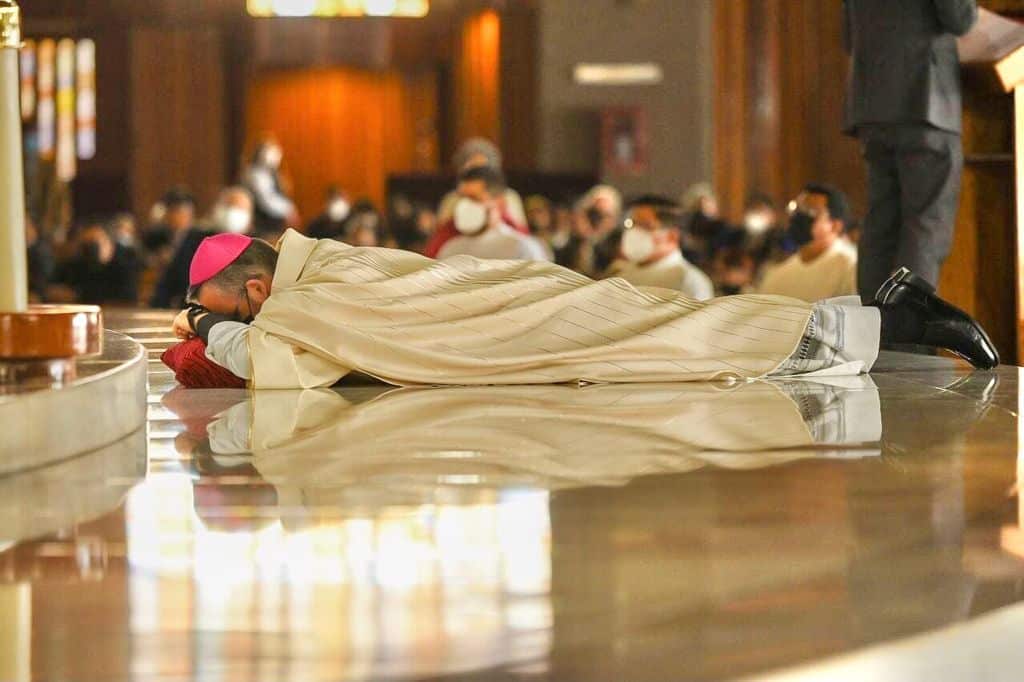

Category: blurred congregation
[24, 131, 859, 311]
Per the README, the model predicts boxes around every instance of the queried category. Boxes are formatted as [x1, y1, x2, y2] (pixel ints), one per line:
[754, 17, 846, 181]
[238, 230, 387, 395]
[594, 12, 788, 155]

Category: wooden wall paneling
[249, 18, 391, 70]
[499, 5, 538, 172]
[713, 0, 750, 221]
[776, 0, 810, 205]
[223, 14, 255, 184]
[714, 0, 867, 220]
[790, 0, 821, 201]
[746, 0, 782, 205]
[129, 26, 227, 220]
[402, 70, 441, 173]
[453, 10, 501, 150]
[815, 0, 866, 214]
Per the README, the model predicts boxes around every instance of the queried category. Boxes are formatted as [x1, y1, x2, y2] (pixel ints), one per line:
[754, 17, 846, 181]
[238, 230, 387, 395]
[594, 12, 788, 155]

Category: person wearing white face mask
[243, 138, 299, 239]
[436, 166, 551, 262]
[209, 186, 254, 235]
[307, 186, 353, 241]
[740, 192, 794, 275]
[603, 195, 714, 301]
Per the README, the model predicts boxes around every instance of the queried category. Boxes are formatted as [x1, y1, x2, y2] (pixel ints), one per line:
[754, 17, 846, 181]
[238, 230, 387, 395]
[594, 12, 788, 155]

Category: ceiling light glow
[248, 0, 428, 18]
[270, 0, 318, 16]
[364, 0, 397, 16]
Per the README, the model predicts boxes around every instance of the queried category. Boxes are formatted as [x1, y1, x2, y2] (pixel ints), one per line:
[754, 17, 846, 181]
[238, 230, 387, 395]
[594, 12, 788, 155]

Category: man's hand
[173, 309, 199, 340]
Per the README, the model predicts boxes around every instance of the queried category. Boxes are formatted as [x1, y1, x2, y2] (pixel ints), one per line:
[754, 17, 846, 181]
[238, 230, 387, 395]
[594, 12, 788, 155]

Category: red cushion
[161, 338, 247, 389]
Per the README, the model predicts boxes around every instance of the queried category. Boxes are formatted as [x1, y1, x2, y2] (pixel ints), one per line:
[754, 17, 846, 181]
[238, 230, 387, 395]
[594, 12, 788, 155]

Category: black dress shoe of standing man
[874, 267, 999, 370]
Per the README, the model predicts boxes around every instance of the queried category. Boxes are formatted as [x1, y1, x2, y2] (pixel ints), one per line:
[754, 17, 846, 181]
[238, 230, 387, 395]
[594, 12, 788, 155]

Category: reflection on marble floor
[0, 311, 1023, 682]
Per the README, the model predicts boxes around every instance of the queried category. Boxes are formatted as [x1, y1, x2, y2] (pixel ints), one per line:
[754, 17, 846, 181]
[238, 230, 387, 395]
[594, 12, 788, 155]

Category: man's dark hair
[626, 194, 683, 228]
[803, 183, 850, 226]
[457, 165, 506, 195]
[187, 239, 278, 301]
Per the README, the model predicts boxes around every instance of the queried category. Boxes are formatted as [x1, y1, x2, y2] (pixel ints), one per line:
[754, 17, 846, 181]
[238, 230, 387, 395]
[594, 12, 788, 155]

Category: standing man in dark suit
[844, 0, 978, 303]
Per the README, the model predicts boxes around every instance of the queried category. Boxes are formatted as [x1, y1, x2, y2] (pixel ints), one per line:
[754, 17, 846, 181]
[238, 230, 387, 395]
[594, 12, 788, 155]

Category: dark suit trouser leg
[858, 129, 902, 303]
[857, 125, 962, 303]
[894, 126, 962, 289]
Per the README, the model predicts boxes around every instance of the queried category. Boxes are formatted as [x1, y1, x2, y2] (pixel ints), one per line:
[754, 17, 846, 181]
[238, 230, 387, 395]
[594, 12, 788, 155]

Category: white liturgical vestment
[233, 230, 814, 388]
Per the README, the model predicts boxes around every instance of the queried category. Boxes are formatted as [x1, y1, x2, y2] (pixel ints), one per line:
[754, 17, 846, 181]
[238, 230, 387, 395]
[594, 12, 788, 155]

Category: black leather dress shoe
[874, 267, 1000, 370]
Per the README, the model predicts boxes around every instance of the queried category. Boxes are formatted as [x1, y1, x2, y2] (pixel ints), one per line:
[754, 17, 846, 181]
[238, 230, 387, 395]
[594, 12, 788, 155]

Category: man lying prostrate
[168, 231, 999, 389]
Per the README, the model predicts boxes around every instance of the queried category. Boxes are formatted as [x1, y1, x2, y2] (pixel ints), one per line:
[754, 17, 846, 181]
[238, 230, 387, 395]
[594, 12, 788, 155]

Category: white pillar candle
[0, 1, 27, 312]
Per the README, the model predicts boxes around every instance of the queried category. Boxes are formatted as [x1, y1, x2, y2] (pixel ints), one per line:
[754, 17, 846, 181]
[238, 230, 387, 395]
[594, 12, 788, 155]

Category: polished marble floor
[1, 310, 1023, 681]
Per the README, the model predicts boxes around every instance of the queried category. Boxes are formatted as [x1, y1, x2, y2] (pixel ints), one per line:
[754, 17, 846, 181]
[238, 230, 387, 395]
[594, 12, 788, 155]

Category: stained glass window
[20, 37, 98, 174]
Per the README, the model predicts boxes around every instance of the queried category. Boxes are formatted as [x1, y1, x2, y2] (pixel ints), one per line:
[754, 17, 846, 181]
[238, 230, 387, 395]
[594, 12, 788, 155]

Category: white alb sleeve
[205, 322, 253, 380]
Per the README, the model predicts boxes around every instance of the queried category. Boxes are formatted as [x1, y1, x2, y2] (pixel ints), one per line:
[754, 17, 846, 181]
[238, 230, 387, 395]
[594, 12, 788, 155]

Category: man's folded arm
[198, 313, 350, 389]
[244, 324, 351, 389]
[201, 320, 254, 380]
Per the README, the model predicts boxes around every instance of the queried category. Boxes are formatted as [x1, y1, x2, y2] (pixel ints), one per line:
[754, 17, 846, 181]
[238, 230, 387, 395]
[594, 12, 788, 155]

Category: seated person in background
[166, 230, 998, 390]
[51, 220, 141, 305]
[575, 185, 623, 242]
[740, 192, 794, 274]
[436, 166, 550, 262]
[150, 190, 212, 309]
[306, 186, 351, 241]
[547, 203, 583, 270]
[756, 184, 858, 303]
[344, 211, 381, 248]
[205, 186, 254, 235]
[243, 137, 300, 239]
[711, 245, 757, 296]
[437, 137, 527, 228]
[552, 184, 622, 274]
[603, 195, 714, 301]
[679, 182, 727, 268]
[388, 195, 437, 253]
[348, 200, 395, 248]
[525, 195, 553, 237]
[111, 212, 140, 250]
[26, 216, 55, 303]
[425, 138, 530, 258]
[141, 188, 195, 266]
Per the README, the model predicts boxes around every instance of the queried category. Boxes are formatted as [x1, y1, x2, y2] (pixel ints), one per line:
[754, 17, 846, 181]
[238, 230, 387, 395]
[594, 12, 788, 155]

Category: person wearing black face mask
[756, 184, 858, 303]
